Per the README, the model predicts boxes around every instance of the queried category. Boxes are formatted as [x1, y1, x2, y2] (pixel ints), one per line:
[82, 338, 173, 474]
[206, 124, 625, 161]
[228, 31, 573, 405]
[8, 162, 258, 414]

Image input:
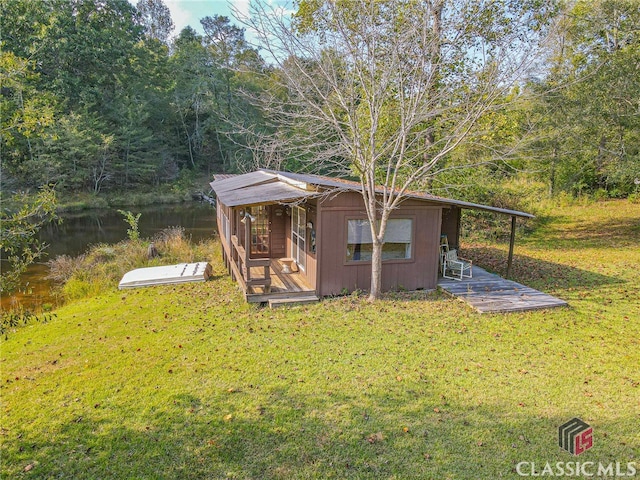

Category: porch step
[246, 289, 316, 303]
[268, 295, 319, 308]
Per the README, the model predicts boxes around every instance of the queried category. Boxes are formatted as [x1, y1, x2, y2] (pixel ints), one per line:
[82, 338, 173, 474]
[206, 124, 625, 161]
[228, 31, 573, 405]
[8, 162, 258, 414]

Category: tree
[111, 95, 160, 187]
[169, 20, 267, 174]
[136, 0, 174, 44]
[1, 0, 272, 193]
[0, 0, 156, 191]
[526, 0, 640, 196]
[0, 50, 56, 180]
[27, 111, 113, 190]
[170, 27, 212, 170]
[200, 15, 266, 172]
[240, 0, 558, 300]
[0, 186, 57, 294]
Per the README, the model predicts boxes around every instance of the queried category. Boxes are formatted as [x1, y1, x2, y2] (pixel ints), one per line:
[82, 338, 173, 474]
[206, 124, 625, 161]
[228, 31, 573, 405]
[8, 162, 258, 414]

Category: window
[346, 218, 412, 262]
[291, 206, 306, 271]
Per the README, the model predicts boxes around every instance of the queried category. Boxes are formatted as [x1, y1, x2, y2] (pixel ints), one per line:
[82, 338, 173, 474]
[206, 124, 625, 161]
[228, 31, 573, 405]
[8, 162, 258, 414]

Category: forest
[2, 2, 639, 475]
[1, 0, 638, 200]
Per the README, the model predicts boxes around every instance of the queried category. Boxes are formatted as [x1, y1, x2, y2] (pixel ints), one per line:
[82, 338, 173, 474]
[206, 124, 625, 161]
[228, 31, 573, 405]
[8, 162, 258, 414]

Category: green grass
[55, 190, 188, 213]
[1, 201, 639, 479]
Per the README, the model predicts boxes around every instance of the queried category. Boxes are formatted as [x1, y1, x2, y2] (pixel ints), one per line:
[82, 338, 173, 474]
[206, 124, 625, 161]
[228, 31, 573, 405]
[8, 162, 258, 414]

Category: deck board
[438, 266, 568, 313]
[246, 258, 315, 303]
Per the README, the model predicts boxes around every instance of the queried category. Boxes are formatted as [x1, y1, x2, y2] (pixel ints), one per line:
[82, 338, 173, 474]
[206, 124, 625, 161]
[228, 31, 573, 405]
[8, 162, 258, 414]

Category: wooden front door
[269, 205, 287, 258]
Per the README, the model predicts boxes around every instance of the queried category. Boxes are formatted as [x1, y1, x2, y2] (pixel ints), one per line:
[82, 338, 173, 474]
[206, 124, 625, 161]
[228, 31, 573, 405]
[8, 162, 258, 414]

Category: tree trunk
[422, 2, 443, 190]
[368, 238, 383, 301]
[549, 145, 557, 197]
[596, 135, 607, 189]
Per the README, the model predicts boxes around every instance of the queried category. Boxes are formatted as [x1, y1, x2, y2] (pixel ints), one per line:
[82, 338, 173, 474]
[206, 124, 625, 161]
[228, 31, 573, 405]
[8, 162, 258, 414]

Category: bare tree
[238, 0, 557, 300]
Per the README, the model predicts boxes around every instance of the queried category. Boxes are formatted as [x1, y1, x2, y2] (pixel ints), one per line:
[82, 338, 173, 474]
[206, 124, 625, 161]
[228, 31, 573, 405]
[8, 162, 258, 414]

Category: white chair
[439, 235, 449, 274]
[442, 249, 473, 280]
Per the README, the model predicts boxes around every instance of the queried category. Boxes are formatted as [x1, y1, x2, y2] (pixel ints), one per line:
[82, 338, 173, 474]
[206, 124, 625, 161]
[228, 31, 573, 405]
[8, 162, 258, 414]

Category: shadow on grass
[4, 384, 636, 479]
[527, 213, 640, 249]
[463, 246, 624, 291]
[206, 275, 227, 283]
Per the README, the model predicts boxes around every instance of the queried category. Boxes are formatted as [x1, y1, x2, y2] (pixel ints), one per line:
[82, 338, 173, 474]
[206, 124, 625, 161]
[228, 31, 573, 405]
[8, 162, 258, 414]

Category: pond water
[1, 202, 217, 311]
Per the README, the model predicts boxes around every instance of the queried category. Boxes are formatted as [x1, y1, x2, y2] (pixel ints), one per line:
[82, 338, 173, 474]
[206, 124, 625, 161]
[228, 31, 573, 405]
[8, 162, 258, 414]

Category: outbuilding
[210, 169, 532, 303]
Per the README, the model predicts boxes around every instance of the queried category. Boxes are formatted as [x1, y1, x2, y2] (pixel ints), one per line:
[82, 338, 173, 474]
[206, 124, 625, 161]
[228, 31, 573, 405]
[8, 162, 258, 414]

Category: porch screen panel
[222, 211, 230, 244]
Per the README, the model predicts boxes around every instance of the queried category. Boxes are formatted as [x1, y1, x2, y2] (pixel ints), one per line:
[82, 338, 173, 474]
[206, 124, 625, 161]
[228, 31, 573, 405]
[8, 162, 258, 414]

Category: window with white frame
[346, 218, 412, 262]
[291, 206, 306, 271]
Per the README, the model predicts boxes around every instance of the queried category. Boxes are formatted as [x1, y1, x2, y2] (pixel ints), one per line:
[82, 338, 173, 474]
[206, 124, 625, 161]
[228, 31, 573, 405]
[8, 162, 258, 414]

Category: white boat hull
[118, 262, 212, 289]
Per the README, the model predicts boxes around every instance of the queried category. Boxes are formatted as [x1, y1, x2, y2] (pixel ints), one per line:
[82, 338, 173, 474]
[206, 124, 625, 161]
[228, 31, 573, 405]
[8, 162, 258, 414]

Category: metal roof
[211, 172, 317, 207]
[273, 171, 534, 218]
[271, 170, 358, 191]
[210, 170, 276, 194]
[417, 197, 534, 218]
[210, 169, 534, 218]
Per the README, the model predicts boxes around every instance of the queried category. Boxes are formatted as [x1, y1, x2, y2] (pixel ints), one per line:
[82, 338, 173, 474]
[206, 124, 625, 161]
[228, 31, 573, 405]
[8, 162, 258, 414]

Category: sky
[128, 1, 285, 38]
[162, 0, 250, 34]
[128, 0, 293, 63]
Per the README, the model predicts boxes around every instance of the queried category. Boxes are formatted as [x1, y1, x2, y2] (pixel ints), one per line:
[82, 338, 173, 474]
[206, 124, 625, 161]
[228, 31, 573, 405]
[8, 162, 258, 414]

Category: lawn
[1, 200, 638, 479]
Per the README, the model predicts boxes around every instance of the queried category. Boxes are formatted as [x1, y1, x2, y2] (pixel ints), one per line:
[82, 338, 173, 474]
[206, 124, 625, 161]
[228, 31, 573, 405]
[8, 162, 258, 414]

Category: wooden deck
[438, 266, 568, 313]
[245, 259, 317, 303]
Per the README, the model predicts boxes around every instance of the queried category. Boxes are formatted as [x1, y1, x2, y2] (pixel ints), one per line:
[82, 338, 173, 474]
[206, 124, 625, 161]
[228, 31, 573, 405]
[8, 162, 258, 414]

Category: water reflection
[2, 202, 216, 311]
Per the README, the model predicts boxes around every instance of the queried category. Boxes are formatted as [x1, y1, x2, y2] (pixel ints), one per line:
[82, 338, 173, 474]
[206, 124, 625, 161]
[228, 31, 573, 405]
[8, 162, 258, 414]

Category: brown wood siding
[317, 192, 442, 296]
[441, 206, 461, 249]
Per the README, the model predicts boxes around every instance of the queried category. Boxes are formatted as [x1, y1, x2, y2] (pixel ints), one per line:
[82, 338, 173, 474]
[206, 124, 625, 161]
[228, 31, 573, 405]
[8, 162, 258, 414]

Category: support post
[506, 215, 516, 279]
